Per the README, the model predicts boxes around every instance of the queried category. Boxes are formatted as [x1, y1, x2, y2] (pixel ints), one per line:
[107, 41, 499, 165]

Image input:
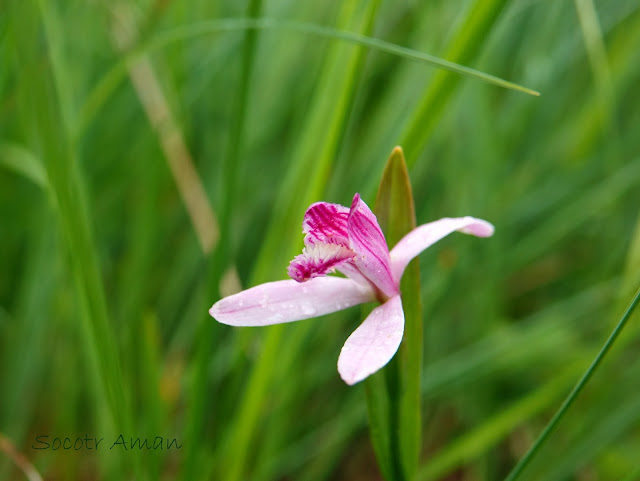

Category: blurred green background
[1, 0, 639, 480]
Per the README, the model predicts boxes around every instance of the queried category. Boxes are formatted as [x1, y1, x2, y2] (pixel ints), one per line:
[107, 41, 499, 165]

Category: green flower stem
[504, 286, 640, 481]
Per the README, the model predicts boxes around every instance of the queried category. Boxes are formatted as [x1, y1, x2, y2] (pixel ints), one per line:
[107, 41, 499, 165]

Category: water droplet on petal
[301, 304, 317, 316]
[259, 295, 269, 308]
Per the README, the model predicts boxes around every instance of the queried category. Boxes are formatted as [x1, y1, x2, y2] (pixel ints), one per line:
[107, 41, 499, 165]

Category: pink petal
[287, 242, 355, 282]
[302, 201, 350, 247]
[210, 276, 374, 327]
[337, 262, 377, 289]
[389, 216, 495, 281]
[337, 295, 404, 385]
[347, 194, 398, 298]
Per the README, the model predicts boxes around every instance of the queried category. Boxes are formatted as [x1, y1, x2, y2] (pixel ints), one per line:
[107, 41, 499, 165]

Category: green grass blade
[34, 0, 127, 430]
[181, 2, 263, 480]
[504, 286, 640, 481]
[136, 313, 166, 481]
[399, 0, 519, 165]
[12, 1, 139, 478]
[573, 0, 616, 118]
[519, 366, 640, 481]
[621, 212, 640, 302]
[78, 16, 537, 137]
[218, 4, 383, 481]
[0, 206, 55, 480]
[418, 366, 576, 480]
[0, 142, 47, 188]
[573, 0, 621, 165]
[150, 19, 539, 96]
[506, 158, 640, 271]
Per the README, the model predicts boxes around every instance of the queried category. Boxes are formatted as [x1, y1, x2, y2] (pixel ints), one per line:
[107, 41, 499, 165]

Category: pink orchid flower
[210, 194, 494, 385]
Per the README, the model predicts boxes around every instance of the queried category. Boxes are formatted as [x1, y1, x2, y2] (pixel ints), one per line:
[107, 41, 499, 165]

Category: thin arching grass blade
[504, 286, 640, 481]
[400, 0, 518, 165]
[78, 17, 538, 136]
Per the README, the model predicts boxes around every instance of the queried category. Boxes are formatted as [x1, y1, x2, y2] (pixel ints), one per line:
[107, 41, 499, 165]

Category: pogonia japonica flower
[209, 194, 494, 385]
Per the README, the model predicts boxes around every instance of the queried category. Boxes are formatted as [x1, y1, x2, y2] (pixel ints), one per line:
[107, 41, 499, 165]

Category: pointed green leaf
[365, 146, 424, 481]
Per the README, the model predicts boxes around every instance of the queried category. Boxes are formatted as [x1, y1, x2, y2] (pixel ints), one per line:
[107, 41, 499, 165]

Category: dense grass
[1, 0, 639, 480]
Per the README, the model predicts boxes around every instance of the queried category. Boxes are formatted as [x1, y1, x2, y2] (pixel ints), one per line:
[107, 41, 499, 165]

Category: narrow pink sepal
[347, 194, 398, 298]
[337, 295, 405, 385]
[209, 277, 374, 327]
[389, 216, 494, 281]
[302, 201, 350, 247]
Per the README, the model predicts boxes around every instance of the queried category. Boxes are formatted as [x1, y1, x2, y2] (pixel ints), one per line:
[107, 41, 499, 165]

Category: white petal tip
[209, 303, 227, 324]
[337, 361, 368, 385]
[336, 295, 404, 386]
[459, 218, 495, 237]
[209, 301, 238, 326]
[340, 374, 361, 386]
